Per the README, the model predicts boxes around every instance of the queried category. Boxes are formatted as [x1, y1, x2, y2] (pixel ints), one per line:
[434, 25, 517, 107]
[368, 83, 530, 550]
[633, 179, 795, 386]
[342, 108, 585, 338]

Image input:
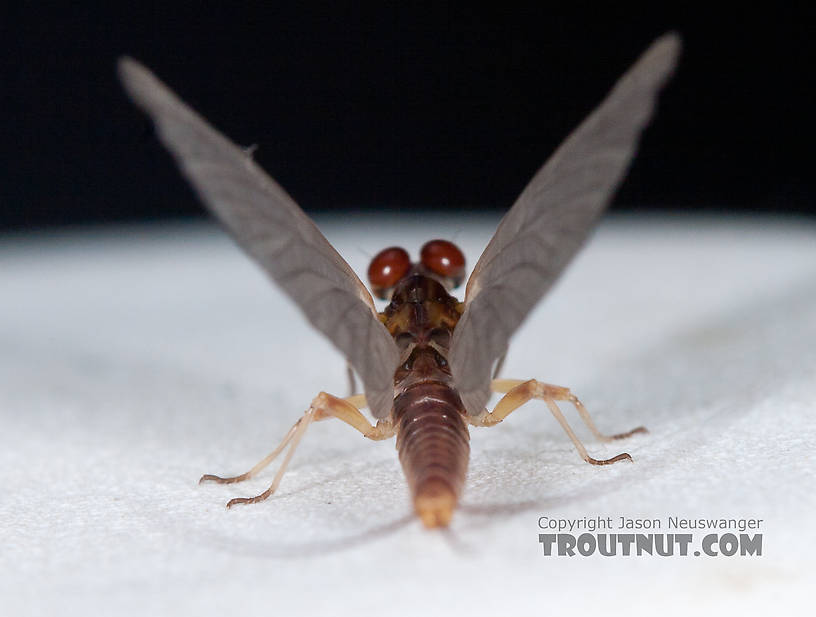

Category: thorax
[380, 274, 463, 398]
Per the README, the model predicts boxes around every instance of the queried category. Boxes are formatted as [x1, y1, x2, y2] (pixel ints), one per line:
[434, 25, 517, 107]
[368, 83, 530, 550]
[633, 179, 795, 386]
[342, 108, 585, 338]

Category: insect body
[119, 33, 680, 527]
[383, 252, 469, 527]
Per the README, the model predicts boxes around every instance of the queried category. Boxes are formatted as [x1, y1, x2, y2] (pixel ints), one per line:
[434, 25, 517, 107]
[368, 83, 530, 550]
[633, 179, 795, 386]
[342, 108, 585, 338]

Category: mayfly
[119, 33, 680, 528]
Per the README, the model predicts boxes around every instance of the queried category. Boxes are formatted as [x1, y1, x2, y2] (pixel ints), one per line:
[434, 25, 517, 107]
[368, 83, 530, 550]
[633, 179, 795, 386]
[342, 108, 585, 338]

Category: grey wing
[449, 33, 681, 416]
[118, 58, 400, 419]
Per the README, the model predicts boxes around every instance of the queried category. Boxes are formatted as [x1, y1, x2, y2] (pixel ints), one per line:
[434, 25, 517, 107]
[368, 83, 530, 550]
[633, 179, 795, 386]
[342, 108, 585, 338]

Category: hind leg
[491, 379, 646, 442]
[467, 379, 645, 465]
[200, 392, 394, 507]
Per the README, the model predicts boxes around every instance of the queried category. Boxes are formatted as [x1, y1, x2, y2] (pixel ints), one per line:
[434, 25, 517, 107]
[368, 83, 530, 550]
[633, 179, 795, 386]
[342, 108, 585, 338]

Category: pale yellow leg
[467, 379, 645, 466]
[346, 362, 358, 396]
[490, 379, 647, 442]
[200, 392, 394, 508]
[492, 353, 507, 379]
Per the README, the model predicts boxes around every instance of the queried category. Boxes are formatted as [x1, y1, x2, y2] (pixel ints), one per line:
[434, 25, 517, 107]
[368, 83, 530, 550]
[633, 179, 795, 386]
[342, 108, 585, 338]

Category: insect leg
[467, 379, 635, 466]
[346, 362, 358, 396]
[491, 353, 507, 379]
[200, 392, 395, 508]
[491, 379, 647, 441]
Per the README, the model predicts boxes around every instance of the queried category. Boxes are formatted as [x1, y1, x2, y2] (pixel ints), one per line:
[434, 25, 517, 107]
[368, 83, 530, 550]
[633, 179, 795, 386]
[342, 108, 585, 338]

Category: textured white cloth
[1, 214, 814, 616]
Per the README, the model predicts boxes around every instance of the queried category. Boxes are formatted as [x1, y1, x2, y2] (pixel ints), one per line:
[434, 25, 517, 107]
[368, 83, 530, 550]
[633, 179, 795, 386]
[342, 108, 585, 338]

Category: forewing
[450, 33, 681, 415]
[118, 58, 400, 418]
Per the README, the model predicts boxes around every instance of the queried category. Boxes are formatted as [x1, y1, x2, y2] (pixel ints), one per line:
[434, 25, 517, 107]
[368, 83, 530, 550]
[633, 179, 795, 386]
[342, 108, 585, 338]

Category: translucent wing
[118, 58, 400, 419]
[449, 33, 682, 416]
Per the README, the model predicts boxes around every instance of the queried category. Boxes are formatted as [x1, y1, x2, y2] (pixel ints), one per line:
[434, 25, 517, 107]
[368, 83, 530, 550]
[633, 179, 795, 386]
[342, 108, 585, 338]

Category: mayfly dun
[119, 33, 680, 528]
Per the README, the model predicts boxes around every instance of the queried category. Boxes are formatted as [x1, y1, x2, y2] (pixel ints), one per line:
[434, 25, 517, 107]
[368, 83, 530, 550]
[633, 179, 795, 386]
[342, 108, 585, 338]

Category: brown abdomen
[394, 383, 470, 528]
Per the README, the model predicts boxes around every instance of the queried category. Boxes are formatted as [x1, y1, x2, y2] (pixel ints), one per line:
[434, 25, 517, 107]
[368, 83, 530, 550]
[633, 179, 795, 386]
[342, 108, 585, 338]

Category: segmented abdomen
[394, 382, 470, 528]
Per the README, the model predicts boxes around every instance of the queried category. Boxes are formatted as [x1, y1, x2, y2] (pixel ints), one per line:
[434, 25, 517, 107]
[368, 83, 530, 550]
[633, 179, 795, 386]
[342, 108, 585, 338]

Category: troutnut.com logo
[538, 516, 763, 557]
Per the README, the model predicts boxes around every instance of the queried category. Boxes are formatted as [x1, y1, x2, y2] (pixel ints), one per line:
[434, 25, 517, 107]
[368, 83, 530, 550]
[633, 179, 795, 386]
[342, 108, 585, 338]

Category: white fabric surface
[1, 214, 814, 616]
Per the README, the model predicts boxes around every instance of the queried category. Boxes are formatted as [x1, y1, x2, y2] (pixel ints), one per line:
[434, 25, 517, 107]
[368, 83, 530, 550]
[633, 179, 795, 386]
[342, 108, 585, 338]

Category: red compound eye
[368, 247, 411, 298]
[420, 239, 465, 286]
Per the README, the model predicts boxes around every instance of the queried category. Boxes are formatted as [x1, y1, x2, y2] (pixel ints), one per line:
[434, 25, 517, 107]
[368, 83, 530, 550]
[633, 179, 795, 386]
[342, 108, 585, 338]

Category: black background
[2, 4, 812, 231]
